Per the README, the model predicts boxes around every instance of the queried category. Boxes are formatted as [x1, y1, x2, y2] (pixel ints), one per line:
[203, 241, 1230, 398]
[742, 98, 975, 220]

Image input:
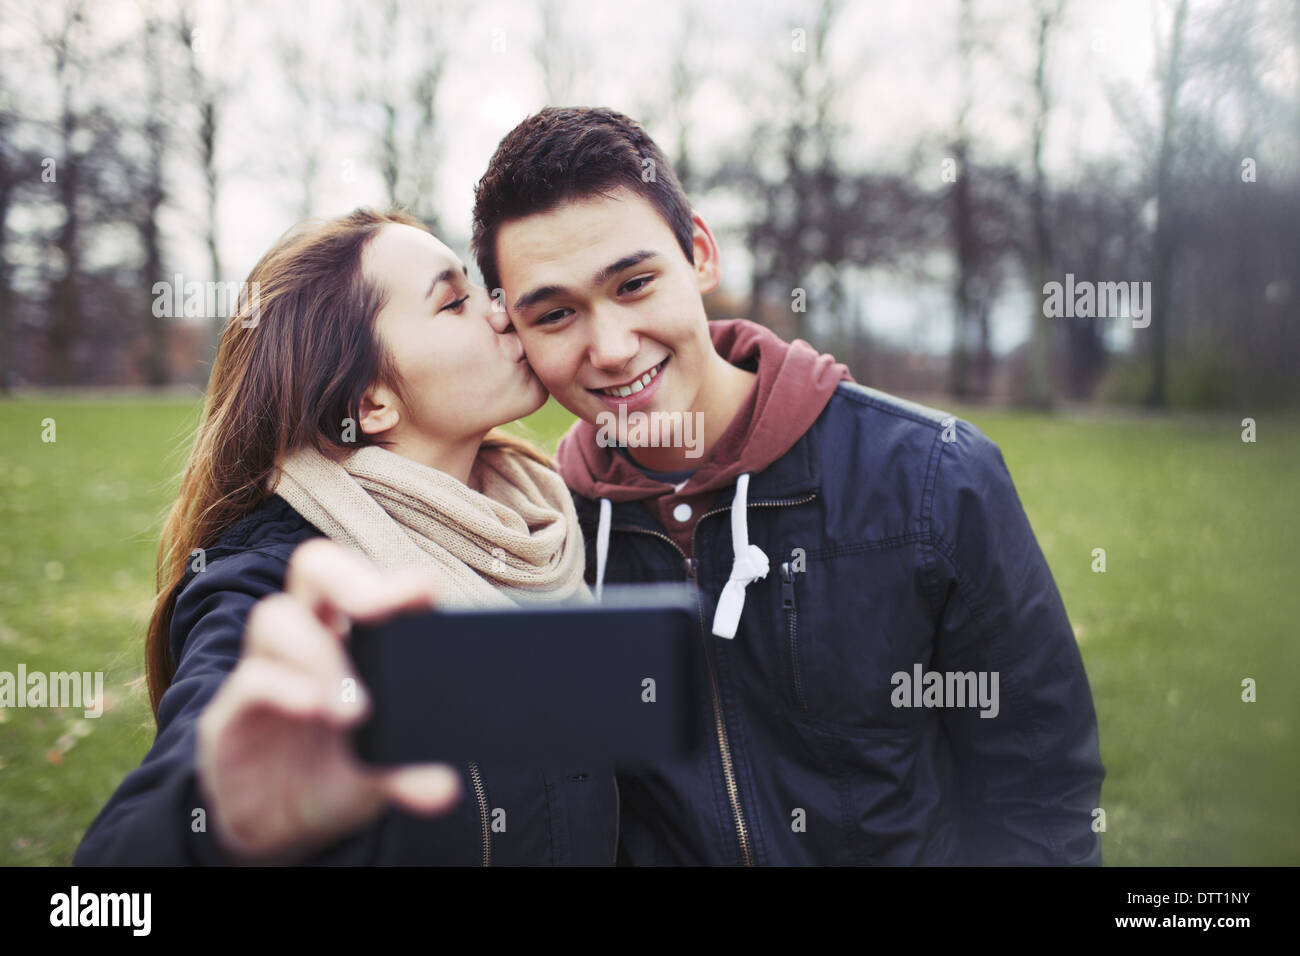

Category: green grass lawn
[1, 396, 1296, 865]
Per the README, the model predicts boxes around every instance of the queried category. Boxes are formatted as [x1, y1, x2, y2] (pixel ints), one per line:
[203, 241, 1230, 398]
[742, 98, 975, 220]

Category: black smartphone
[347, 584, 706, 767]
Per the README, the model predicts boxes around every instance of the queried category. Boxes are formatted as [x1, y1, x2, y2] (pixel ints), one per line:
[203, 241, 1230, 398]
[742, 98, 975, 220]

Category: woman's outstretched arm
[74, 540, 461, 865]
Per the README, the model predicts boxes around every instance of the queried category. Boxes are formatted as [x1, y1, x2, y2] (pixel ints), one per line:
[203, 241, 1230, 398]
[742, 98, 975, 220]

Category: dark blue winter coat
[575, 382, 1105, 865]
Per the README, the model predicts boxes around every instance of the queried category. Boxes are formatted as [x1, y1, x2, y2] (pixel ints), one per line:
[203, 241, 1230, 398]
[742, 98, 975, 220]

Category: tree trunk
[50, 103, 80, 387]
[201, 97, 221, 380]
[0, 176, 12, 393]
[1025, 2, 1061, 410]
[950, 140, 974, 398]
[142, 17, 170, 387]
[1145, 0, 1189, 408]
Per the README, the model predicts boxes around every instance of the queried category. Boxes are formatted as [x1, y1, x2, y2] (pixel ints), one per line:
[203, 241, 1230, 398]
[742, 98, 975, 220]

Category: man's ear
[359, 383, 401, 436]
[690, 212, 722, 295]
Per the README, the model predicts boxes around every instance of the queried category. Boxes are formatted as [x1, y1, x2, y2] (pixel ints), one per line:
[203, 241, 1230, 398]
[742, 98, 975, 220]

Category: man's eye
[537, 308, 571, 326]
[620, 275, 653, 295]
[439, 294, 470, 314]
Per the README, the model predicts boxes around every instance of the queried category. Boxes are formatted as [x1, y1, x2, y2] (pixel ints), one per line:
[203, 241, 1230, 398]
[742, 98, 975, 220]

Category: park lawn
[0, 396, 1296, 865]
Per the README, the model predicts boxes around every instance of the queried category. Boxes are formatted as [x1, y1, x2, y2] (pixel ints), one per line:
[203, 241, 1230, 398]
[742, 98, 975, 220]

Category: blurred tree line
[1, 0, 1297, 409]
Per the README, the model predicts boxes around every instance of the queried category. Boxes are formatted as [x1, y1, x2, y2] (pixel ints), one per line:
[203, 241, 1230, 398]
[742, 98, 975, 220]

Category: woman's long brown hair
[145, 208, 548, 722]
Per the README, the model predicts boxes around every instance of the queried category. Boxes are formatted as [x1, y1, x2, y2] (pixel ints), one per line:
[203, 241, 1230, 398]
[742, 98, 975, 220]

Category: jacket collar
[590, 404, 825, 527]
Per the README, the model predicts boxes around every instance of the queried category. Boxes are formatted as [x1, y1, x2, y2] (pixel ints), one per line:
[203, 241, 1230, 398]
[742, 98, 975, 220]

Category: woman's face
[359, 223, 547, 454]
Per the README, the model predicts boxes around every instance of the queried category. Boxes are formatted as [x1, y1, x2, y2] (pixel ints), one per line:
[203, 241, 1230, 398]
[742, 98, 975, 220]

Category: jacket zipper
[612, 777, 621, 865]
[780, 562, 807, 712]
[468, 760, 490, 866]
[612, 491, 816, 868]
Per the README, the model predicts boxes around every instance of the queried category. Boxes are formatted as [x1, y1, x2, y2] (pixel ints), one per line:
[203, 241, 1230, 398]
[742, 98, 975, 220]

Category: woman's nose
[474, 284, 513, 333]
[485, 302, 513, 334]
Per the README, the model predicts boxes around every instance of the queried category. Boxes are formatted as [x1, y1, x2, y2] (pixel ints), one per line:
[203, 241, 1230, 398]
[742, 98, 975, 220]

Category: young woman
[74, 209, 617, 866]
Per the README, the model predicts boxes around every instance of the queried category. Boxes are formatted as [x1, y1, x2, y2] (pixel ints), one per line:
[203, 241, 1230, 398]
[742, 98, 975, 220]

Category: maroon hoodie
[555, 319, 853, 557]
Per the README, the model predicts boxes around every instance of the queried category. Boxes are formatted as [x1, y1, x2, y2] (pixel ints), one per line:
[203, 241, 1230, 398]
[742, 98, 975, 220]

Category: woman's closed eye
[439, 294, 470, 314]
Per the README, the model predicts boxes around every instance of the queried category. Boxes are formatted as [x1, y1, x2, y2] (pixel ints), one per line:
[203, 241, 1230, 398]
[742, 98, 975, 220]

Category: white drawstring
[594, 498, 612, 601]
[711, 473, 769, 639]
[594, 476, 768, 638]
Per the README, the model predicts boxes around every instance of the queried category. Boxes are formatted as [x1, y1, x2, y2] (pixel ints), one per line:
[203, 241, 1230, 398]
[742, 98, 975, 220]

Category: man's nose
[588, 313, 638, 371]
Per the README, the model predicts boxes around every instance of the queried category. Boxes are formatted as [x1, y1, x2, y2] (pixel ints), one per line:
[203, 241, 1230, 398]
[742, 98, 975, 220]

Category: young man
[472, 106, 1105, 866]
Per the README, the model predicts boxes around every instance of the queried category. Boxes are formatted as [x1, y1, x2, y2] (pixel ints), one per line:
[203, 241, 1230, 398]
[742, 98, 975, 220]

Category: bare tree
[635, 4, 703, 194]
[1023, 0, 1067, 409]
[739, 0, 849, 346]
[352, 1, 451, 230]
[667, 5, 701, 193]
[370, 0, 402, 209]
[949, 0, 980, 397]
[275, 28, 326, 221]
[534, 0, 578, 105]
[178, 0, 229, 369]
[408, 8, 446, 229]
[0, 67, 16, 392]
[1144, 0, 1191, 408]
[1050, 163, 1148, 399]
[713, 0, 948, 377]
[1142, 0, 1300, 407]
[137, 0, 171, 386]
[41, 0, 90, 387]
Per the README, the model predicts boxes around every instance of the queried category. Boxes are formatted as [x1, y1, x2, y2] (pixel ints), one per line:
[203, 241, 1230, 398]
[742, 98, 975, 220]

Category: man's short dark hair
[471, 107, 695, 294]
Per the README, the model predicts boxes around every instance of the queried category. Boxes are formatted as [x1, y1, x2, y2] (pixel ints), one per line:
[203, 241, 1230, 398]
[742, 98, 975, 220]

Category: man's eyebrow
[513, 284, 566, 315]
[592, 250, 658, 287]
[424, 263, 469, 300]
[512, 250, 660, 315]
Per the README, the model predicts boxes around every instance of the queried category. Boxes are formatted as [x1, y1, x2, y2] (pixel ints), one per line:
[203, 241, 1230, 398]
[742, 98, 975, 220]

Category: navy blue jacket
[74, 494, 618, 866]
[575, 382, 1105, 865]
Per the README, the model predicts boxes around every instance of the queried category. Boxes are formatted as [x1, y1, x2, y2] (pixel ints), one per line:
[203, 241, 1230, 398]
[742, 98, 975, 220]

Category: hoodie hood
[556, 318, 853, 502]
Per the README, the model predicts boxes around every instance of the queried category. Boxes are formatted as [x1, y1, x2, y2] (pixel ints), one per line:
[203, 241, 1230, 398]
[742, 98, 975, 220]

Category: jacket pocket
[793, 715, 957, 865]
[551, 766, 619, 866]
[780, 561, 808, 713]
[776, 545, 937, 731]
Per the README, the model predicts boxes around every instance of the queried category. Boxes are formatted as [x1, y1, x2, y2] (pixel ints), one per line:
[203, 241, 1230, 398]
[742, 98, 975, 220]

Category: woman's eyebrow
[424, 263, 470, 300]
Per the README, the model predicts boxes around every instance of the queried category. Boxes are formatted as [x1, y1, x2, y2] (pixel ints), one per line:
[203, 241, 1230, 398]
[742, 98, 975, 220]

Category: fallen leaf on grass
[45, 718, 94, 763]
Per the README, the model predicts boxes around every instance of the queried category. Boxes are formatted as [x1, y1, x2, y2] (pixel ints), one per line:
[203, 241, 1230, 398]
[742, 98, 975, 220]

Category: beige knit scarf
[270, 442, 589, 608]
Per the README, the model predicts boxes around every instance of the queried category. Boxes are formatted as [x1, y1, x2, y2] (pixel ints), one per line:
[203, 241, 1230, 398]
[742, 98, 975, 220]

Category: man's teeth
[599, 361, 663, 397]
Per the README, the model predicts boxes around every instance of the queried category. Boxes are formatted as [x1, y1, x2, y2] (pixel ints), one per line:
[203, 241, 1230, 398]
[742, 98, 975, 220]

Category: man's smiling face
[494, 186, 721, 427]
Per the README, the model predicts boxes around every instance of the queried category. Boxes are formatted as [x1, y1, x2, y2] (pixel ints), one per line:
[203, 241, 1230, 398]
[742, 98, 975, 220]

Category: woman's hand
[195, 538, 462, 863]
